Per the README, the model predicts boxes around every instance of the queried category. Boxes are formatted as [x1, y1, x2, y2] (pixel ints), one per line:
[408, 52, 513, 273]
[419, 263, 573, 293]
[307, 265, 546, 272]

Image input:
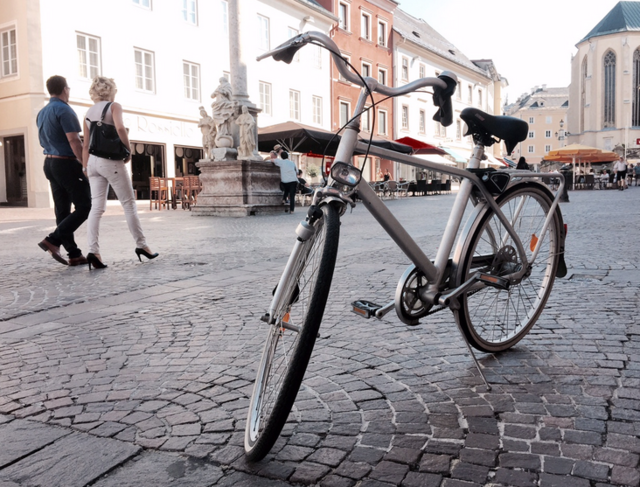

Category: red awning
[394, 136, 447, 155]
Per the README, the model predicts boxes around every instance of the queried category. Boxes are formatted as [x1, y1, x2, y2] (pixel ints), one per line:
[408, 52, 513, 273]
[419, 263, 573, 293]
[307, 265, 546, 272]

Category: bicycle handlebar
[257, 31, 458, 127]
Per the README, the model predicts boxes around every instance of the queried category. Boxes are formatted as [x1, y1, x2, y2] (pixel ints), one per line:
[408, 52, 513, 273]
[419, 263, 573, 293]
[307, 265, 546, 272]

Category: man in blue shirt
[36, 75, 91, 266]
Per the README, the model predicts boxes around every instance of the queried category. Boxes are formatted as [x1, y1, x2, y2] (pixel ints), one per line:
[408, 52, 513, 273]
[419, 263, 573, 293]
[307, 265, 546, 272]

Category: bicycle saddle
[460, 108, 528, 155]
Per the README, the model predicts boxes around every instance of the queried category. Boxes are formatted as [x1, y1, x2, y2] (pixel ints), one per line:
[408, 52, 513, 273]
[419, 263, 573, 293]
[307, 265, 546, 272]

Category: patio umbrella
[257, 121, 412, 156]
[394, 136, 447, 155]
[542, 144, 618, 185]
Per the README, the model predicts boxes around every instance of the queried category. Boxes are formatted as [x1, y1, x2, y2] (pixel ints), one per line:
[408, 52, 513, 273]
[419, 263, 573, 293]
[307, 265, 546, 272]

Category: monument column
[192, 0, 282, 217]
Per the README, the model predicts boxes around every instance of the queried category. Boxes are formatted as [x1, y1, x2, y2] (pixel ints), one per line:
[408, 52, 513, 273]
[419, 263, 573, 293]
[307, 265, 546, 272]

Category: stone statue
[197, 106, 216, 159]
[211, 77, 236, 148]
[236, 105, 256, 160]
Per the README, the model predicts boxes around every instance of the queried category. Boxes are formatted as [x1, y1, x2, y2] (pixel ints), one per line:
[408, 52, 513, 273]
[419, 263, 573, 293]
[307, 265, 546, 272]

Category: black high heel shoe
[135, 248, 159, 262]
[87, 253, 107, 270]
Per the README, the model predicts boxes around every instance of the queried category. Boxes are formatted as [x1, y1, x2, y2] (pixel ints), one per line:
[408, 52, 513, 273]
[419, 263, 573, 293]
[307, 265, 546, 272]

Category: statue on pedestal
[211, 77, 236, 148]
[197, 106, 216, 159]
[236, 105, 257, 160]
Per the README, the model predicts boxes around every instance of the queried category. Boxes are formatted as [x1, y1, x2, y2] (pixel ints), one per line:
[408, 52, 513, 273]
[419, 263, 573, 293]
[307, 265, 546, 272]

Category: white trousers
[86, 156, 147, 254]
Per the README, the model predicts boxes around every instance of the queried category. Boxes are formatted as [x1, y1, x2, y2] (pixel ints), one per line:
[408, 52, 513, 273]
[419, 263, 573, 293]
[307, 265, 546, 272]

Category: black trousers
[43, 157, 91, 258]
[282, 181, 297, 212]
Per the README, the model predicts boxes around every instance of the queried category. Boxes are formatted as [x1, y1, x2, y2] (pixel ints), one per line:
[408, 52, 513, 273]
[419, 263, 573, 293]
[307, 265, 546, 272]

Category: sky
[396, 0, 622, 104]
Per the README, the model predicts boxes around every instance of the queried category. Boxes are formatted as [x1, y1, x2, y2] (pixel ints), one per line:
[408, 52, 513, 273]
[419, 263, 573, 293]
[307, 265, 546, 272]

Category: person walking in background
[516, 156, 530, 170]
[613, 156, 627, 191]
[36, 75, 91, 267]
[634, 162, 640, 186]
[82, 76, 158, 269]
[272, 151, 298, 213]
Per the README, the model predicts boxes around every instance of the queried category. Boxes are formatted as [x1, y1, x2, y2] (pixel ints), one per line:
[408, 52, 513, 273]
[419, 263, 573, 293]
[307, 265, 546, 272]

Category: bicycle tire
[244, 204, 340, 461]
[454, 184, 561, 353]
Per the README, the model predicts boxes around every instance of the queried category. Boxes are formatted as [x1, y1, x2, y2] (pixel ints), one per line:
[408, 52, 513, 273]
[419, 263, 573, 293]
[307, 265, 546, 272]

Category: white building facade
[0, 0, 334, 207]
[391, 9, 506, 181]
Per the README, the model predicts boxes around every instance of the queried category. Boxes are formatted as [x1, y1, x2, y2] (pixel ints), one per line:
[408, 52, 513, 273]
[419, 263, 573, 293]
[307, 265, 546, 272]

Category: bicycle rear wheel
[245, 204, 340, 461]
[454, 184, 561, 353]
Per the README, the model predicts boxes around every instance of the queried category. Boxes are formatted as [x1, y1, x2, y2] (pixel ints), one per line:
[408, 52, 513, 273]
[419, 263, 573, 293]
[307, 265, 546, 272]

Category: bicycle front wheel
[245, 204, 340, 462]
[454, 184, 561, 353]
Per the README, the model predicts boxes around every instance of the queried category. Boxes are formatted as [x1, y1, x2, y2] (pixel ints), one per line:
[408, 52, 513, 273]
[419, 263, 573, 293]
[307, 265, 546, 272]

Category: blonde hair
[89, 76, 117, 102]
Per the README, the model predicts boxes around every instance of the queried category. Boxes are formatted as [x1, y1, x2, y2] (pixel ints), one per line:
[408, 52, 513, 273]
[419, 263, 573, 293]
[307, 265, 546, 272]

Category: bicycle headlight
[331, 162, 362, 187]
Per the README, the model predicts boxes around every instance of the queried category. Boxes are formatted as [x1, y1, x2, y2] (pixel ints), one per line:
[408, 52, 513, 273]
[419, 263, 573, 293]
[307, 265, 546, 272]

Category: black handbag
[86, 102, 130, 161]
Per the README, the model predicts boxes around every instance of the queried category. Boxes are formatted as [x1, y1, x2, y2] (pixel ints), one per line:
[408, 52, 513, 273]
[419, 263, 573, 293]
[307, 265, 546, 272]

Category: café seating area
[149, 176, 202, 210]
[370, 179, 452, 199]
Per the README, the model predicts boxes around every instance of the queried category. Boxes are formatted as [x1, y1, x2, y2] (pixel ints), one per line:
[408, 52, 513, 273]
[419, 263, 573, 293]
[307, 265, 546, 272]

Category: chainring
[395, 265, 433, 325]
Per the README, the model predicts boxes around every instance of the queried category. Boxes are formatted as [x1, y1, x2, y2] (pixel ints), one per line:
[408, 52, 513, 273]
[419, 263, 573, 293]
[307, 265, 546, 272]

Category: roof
[392, 9, 491, 79]
[579, 1, 640, 43]
[504, 86, 569, 115]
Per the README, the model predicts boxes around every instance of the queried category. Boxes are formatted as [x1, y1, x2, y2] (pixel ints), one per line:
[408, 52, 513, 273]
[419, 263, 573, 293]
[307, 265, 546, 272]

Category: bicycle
[245, 32, 568, 462]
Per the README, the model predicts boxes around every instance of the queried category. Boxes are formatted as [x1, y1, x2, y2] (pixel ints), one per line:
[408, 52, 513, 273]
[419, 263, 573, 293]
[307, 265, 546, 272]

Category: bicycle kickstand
[459, 334, 492, 391]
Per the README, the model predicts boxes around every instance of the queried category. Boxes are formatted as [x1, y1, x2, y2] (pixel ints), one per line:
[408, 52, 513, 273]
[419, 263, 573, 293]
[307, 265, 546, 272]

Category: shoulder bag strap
[99, 102, 112, 124]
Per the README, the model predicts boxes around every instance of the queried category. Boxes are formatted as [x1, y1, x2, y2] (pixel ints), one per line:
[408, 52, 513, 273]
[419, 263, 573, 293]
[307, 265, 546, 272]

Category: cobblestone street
[0, 188, 639, 487]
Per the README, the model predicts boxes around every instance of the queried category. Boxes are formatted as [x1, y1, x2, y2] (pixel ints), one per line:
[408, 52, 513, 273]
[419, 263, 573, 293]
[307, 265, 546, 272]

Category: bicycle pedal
[351, 300, 382, 319]
[477, 273, 510, 290]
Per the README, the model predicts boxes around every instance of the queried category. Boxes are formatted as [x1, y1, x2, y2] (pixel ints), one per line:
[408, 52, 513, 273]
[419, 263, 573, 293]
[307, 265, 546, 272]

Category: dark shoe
[86, 253, 107, 270]
[135, 248, 159, 262]
[38, 239, 68, 266]
[69, 255, 88, 266]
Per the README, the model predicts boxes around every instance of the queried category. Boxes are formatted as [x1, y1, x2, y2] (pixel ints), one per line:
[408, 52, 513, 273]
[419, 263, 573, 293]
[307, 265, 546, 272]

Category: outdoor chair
[385, 180, 399, 199]
[149, 176, 169, 210]
[397, 181, 409, 197]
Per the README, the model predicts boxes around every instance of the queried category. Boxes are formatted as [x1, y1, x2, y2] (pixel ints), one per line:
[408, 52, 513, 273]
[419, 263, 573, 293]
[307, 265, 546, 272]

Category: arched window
[634, 49, 640, 126]
[603, 50, 616, 128]
[581, 56, 587, 133]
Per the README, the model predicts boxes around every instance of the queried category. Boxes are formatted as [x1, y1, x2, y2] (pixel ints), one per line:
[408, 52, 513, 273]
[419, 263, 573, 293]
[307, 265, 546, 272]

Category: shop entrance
[131, 142, 165, 200]
[3, 136, 27, 206]
[174, 146, 202, 177]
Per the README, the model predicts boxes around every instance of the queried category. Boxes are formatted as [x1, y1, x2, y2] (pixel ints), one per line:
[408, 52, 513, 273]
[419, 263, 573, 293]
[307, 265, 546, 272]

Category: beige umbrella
[542, 144, 618, 186]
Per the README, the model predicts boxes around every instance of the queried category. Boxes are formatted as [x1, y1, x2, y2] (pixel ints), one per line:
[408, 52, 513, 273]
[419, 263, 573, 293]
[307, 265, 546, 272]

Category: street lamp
[554, 119, 565, 148]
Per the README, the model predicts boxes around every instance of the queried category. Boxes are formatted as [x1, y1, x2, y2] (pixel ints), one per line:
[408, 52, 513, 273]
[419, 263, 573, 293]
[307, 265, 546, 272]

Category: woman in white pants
[82, 77, 158, 269]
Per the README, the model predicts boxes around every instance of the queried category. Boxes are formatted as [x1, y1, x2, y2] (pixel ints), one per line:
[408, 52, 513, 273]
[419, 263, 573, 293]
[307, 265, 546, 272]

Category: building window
[401, 105, 409, 130]
[545, 144, 551, 152]
[312, 96, 322, 125]
[339, 100, 350, 127]
[339, 54, 350, 82]
[378, 109, 387, 135]
[633, 49, 640, 126]
[604, 49, 616, 128]
[419, 64, 425, 79]
[183, 61, 199, 100]
[313, 45, 322, 69]
[361, 62, 371, 78]
[467, 85, 472, 104]
[221, 1, 228, 36]
[134, 48, 155, 92]
[289, 89, 300, 121]
[528, 131, 534, 138]
[361, 12, 371, 41]
[259, 81, 271, 115]
[435, 121, 445, 137]
[258, 15, 270, 51]
[378, 67, 387, 86]
[456, 120, 462, 139]
[477, 88, 482, 107]
[361, 106, 371, 132]
[378, 20, 387, 47]
[133, 0, 151, 8]
[401, 57, 409, 82]
[457, 81, 462, 100]
[76, 33, 100, 80]
[182, 0, 197, 24]
[338, 2, 349, 31]
[529, 117, 534, 124]
[1, 27, 17, 78]
[581, 56, 587, 132]
[546, 116, 552, 124]
[545, 130, 551, 138]
[418, 109, 425, 133]
[528, 145, 534, 153]
[288, 28, 300, 62]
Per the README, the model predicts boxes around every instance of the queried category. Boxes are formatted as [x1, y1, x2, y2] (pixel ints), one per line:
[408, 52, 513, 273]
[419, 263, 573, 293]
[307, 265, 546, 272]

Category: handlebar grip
[432, 72, 457, 127]
[256, 33, 310, 63]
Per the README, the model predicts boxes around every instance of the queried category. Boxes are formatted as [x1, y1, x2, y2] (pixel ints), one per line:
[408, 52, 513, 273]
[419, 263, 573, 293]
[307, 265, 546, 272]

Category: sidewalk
[1, 190, 639, 486]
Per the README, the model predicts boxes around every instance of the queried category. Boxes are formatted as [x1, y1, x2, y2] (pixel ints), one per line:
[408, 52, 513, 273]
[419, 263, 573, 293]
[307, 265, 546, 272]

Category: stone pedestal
[192, 159, 285, 217]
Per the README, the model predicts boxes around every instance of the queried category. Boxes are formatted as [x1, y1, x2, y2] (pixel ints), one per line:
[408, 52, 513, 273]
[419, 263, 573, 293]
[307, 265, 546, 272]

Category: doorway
[3, 136, 27, 206]
[174, 146, 202, 177]
[131, 142, 165, 200]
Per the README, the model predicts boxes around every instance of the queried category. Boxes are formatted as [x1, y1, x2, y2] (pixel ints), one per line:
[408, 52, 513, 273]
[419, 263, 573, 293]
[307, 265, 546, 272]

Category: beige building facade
[568, 1, 640, 160]
[505, 86, 569, 168]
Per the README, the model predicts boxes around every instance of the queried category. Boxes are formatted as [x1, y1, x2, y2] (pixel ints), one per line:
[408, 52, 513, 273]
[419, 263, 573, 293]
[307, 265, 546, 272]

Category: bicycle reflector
[331, 162, 362, 187]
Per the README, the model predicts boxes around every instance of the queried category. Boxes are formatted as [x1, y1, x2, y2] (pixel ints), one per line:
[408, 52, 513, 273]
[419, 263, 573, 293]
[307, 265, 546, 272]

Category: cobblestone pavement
[0, 188, 639, 487]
